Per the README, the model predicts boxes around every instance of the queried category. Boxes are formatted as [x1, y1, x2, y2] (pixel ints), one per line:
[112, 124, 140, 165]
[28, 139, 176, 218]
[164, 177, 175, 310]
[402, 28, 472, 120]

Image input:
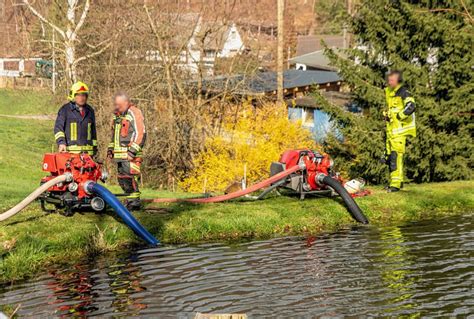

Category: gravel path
[0, 114, 55, 120]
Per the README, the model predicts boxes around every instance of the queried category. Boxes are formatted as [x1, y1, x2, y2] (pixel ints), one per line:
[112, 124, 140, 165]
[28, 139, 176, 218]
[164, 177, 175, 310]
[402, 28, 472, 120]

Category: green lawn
[0, 89, 57, 115]
[0, 117, 54, 208]
[0, 115, 473, 284]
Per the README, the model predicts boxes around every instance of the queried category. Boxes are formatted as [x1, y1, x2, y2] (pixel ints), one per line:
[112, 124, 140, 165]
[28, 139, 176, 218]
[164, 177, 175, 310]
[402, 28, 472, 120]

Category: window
[303, 108, 314, 126]
[288, 107, 302, 121]
[205, 50, 215, 58]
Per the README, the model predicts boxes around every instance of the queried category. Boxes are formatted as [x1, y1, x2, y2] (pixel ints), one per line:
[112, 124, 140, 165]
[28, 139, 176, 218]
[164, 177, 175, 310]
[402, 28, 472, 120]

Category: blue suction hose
[86, 182, 159, 246]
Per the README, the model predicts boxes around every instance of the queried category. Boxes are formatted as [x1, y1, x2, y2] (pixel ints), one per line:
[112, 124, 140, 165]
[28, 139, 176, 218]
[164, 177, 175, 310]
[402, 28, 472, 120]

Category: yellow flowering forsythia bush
[180, 103, 317, 193]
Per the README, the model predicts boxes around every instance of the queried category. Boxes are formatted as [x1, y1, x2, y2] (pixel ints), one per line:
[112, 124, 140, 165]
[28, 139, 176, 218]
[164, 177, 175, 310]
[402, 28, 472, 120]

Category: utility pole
[277, 0, 284, 103]
[343, 0, 353, 49]
[52, 27, 56, 93]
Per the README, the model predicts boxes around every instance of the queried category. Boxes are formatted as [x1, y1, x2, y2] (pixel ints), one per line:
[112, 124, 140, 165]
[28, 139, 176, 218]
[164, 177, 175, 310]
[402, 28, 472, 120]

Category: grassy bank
[0, 89, 56, 116]
[0, 178, 472, 283]
[0, 105, 473, 284]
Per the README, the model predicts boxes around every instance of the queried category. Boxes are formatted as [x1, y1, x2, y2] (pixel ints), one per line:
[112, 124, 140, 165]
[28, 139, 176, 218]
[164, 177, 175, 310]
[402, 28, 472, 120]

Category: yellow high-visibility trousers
[386, 136, 406, 188]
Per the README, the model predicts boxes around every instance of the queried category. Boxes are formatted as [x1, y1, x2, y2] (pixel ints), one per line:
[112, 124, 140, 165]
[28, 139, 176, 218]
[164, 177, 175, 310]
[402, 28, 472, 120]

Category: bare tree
[22, 0, 111, 84]
[78, 0, 261, 187]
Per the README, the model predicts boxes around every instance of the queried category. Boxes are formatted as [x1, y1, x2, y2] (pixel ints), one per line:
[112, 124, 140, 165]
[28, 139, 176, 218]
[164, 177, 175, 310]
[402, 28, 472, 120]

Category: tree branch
[415, 6, 473, 24]
[22, 0, 65, 38]
[460, 0, 474, 24]
[73, 0, 90, 37]
[73, 40, 112, 65]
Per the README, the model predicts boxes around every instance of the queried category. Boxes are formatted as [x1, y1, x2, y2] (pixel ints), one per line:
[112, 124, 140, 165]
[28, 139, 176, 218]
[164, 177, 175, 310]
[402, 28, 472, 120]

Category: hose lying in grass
[143, 164, 302, 204]
[0, 174, 71, 222]
[321, 175, 369, 224]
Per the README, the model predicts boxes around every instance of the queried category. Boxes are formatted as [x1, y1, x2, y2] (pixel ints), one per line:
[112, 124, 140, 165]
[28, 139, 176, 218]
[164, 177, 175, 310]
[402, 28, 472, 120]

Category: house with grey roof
[199, 69, 345, 142]
[289, 50, 336, 71]
[295, 35, 346, 56]
[199, 69, 342, 97]
[289, 34, 347, 71]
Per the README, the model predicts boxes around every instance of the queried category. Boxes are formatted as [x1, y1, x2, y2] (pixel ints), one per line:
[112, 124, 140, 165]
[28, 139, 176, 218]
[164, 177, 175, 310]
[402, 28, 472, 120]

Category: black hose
[321, 176, 369, 224]
[257, 178, 287, 200]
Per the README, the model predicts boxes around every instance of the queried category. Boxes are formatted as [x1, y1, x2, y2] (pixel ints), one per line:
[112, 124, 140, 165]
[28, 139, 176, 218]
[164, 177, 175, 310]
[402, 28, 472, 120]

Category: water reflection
[47, 265, 97, 317]
[1, 214, 472, 317]
[375, 226, 419, 316]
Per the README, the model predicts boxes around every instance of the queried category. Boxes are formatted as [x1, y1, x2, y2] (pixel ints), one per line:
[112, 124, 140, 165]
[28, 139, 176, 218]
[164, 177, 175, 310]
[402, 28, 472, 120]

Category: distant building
[0, 57, 40, 77]
[289, 34, 347, 72]
[288, 93, 353, 143]
[144, 14, 245, 76]
[289, 50, 337, 71]
[200, 69, 342, 98]
[199, 69, 345, 142]
[295, 35, 345, 56]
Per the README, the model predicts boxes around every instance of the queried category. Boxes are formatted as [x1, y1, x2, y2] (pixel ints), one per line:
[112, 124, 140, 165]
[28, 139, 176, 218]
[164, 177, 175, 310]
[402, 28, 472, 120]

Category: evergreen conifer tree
[316, 0, 473, 184]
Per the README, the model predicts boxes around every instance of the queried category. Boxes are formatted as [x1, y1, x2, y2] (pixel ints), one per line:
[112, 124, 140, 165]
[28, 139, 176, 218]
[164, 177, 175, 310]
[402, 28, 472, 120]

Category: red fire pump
[268, 149, 368, 224]
[39, 153, 108, 215]
[269, 149, 339, 198]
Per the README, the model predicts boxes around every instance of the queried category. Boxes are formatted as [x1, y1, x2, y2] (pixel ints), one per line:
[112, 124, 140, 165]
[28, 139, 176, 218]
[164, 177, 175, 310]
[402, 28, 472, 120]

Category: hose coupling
[64, 172, 74, 182]
[100, 168, 109, 182]
[298, 161, 306, 171]
[68, 182, 79, 192]
[315, 173, 327, 186]
[83, 180, 96, 195]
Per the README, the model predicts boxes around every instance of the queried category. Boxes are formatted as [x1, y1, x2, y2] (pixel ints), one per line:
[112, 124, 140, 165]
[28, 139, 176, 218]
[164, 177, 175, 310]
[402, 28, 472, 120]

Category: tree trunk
[66, 0, 78, 83]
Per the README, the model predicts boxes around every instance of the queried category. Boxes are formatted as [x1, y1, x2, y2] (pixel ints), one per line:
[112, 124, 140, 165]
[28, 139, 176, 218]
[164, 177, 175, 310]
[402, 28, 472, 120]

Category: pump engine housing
[39, 153, 107, 215]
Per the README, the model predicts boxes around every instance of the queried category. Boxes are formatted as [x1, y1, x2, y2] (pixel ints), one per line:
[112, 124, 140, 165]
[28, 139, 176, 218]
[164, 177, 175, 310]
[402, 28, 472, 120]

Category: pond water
[1, 214, 472, 318]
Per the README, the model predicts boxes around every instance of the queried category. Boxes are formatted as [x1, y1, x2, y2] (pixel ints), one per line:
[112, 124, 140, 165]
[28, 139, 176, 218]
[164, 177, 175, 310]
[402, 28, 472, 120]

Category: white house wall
[219, 24, 245, 58]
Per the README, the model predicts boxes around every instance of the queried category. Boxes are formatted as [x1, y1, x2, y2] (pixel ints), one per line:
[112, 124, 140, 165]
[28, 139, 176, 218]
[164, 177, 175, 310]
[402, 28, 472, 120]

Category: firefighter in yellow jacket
[107, 92, 146, 210]
[383, 70, 416, 192]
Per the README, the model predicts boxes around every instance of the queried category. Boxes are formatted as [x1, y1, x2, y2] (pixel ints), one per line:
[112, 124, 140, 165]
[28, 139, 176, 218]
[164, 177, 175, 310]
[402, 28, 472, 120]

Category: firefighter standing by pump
[54, 81, 97, 155]
[107, 92, 146, 210]
[382, 70, 416, 192]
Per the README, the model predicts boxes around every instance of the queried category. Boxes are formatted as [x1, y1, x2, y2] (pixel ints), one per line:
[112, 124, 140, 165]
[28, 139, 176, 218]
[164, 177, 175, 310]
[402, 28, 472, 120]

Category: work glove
[107, 149, 114, 159]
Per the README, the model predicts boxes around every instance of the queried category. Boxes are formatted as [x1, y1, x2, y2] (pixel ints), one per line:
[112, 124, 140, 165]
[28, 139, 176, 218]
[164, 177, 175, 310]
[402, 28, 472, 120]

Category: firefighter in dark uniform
[54, 81, 97, 155]
[107, 92, 146, 210]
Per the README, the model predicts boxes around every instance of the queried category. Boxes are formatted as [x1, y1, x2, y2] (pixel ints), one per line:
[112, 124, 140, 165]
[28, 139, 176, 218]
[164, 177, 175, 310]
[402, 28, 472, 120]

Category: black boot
[387, 186, 400, 193]
[125, 199, 142, 211]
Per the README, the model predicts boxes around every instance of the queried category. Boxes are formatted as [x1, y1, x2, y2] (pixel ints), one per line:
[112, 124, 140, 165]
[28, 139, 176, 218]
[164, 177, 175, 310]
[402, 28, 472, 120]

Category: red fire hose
[143, 164, 302, 204]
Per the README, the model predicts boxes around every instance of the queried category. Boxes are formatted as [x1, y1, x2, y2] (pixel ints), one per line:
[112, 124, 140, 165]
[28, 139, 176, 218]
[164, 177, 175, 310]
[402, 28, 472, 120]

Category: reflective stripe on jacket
[108, 104, 146, 160]
[54, 102, 97, 154]
[384, 85, 416, 138]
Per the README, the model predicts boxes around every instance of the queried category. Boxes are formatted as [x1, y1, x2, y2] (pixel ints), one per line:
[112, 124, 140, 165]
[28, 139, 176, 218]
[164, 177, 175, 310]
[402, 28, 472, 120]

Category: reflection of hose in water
[0, 174, 71, 222]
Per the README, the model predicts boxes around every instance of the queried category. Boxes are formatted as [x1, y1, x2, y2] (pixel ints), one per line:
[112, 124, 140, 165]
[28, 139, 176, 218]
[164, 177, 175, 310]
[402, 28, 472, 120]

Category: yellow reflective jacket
[384, 85, 416, 138]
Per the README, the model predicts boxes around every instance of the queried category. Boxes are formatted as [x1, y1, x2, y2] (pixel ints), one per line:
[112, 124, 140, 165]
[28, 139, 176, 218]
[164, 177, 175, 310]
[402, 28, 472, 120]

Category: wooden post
[277, 0, 284, 103]
[343, 0, 353, 49]
[52, 27, 56, 93]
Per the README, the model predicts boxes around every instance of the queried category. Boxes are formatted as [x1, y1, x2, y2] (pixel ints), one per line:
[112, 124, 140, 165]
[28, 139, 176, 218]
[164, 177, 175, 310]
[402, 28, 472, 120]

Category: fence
[0, 57, 52, 89]
[0, 57, 42, 77]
